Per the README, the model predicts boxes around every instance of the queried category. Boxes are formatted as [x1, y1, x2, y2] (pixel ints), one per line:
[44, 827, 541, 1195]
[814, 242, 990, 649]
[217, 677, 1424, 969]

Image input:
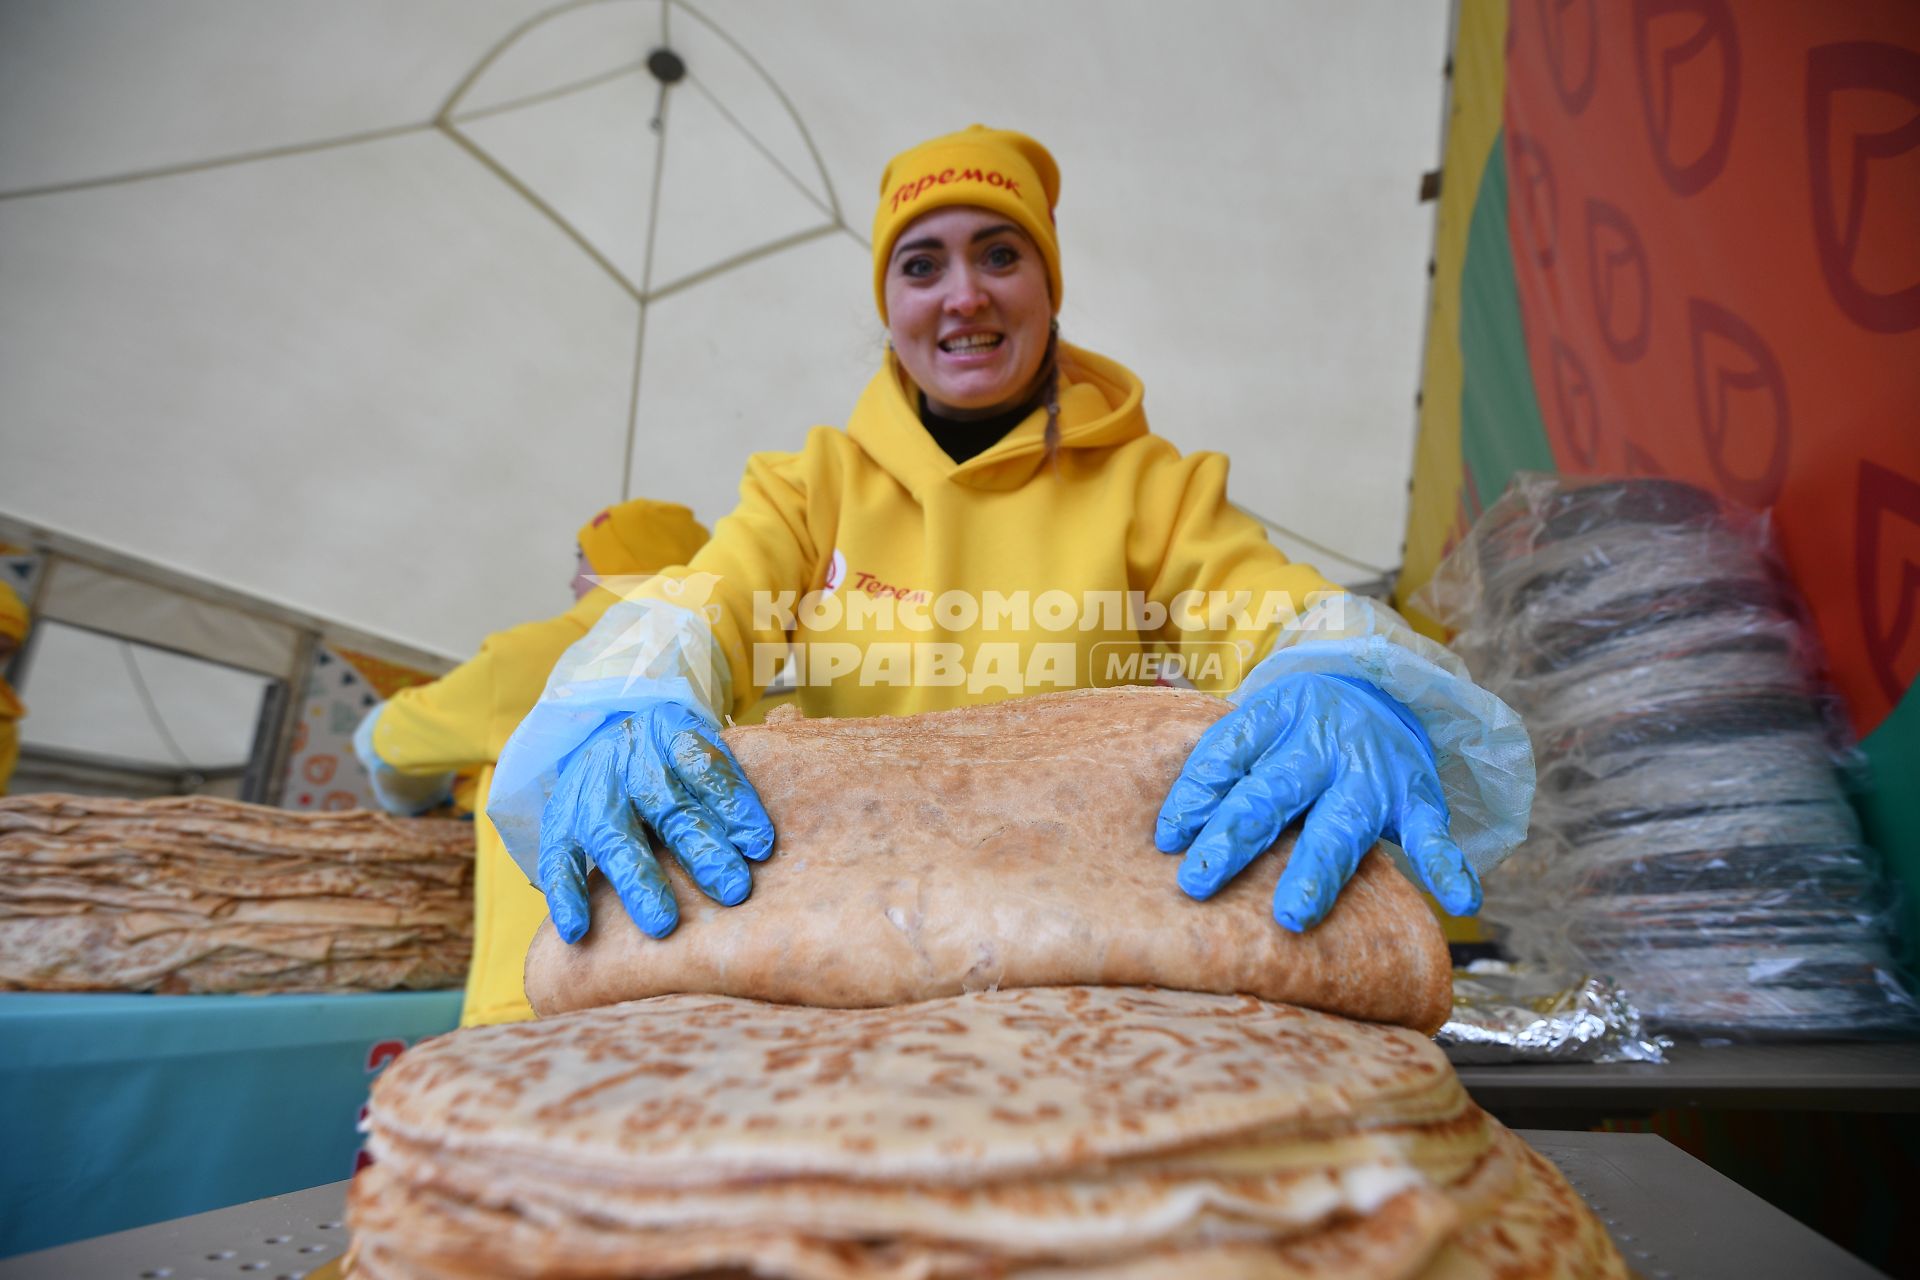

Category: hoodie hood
[847, 342, 1147, 499]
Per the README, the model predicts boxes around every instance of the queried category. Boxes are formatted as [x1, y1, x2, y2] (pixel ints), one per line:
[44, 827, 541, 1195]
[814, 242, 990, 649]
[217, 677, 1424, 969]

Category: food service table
[1456, 1039, 1920, 1123]
[0, 1131, 1884, 1280]
[0, 990, 463, 1257]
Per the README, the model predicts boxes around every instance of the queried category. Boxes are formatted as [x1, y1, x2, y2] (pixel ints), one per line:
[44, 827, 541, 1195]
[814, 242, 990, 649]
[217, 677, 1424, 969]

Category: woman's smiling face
[883, 205, 1055, 418]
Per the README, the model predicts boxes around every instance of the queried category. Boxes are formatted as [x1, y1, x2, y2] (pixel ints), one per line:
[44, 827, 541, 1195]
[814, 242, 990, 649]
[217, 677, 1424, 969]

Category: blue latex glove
[1155, 672, 1481, 931]
[539, 697, 776, 944]
[350, 706, 453, 817]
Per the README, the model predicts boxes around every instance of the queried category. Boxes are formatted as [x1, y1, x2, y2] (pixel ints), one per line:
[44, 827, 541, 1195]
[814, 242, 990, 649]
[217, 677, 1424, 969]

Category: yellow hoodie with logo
[489, 343, 1534, 947]
[639, 344, 1343, 719]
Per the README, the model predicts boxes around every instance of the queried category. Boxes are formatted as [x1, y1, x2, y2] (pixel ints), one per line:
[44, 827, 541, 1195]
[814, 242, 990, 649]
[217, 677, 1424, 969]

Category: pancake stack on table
[0, 794, 473, 993]
[350, 988, 1621, 1279]
[346, 687, 1627, 1278]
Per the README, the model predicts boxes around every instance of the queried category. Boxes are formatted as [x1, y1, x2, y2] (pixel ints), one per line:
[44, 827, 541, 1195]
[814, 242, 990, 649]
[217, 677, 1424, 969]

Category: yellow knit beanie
[576, 500, 709, 576]
[871, 125, 1061, 322]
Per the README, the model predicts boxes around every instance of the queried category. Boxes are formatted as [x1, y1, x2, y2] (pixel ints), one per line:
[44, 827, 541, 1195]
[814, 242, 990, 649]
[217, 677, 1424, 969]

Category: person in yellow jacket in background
[491, 126, 1535, 958]
[0, 582, 29, 796]
[353, 500, 708, 1026]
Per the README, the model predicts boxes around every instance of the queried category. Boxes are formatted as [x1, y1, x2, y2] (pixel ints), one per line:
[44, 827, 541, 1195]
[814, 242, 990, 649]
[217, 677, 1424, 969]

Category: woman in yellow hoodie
[352, 499, 707, 1025]
[490, 127, 1533, 952]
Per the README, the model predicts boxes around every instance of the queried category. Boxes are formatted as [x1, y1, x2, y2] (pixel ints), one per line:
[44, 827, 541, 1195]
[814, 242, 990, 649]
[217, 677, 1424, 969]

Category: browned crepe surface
[366, 987, 1464, 1187]
[1423, 1128, 1628, 1279]
[352, 987, 1466, 1277]
[346, 1168, 1464, 1280]
[346, 988, 1625, 1280]
[526, 686, 1452, 1032]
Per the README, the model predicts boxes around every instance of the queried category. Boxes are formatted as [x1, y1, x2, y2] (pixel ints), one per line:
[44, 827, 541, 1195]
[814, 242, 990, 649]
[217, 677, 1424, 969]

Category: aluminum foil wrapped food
[1438, 960, 1671, 1064]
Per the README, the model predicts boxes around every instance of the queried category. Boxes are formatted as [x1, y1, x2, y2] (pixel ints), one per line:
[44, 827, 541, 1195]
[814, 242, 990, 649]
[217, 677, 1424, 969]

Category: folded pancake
[367, 986, 1463, 1188]
[525, 686, 1453, 1033]
[347, 1169, 1466, 1280]
[366, 1115, 1486, 1259]
[1422, 1129, 1626, 1280]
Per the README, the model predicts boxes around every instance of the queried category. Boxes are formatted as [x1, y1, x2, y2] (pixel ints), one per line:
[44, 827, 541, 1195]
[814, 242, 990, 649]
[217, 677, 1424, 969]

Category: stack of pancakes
[1433, 477, 1911, 1033]
[352, 988, 1620, 1278]
[346, 688, 1626, 1277]
[0, 793, 472, 993]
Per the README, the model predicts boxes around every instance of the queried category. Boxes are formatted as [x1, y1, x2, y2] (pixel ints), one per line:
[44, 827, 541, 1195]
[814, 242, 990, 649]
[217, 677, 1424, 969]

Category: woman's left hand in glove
[1155, 672, 1481, 931]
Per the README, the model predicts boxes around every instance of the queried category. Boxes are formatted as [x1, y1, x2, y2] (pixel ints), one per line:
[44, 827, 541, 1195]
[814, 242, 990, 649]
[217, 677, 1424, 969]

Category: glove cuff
[1322, 674, 1438, 769]
[489, 594, 730, 881]
[351, 707, 454, 817]
[1235, 595, 1535, 876]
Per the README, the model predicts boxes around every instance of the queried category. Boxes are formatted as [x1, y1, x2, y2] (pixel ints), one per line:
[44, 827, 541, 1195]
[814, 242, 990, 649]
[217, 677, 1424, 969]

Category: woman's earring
[1050, 319, 1060, 335]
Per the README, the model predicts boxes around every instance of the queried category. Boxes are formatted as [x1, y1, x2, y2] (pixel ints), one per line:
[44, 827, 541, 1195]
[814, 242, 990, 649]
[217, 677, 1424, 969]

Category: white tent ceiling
[19, 621, 269, 772]
[0, 0, 1447, 662]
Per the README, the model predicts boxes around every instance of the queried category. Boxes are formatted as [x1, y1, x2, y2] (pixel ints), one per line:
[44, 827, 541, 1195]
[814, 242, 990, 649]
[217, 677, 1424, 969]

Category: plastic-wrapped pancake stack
[345, 687, 1630, 1278]
[1420, 474, 1913, 1035]
[0, 794, 473, 994]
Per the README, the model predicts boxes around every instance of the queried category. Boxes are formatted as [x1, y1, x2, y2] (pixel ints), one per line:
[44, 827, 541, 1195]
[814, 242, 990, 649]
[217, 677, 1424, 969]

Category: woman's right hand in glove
[538, 697, 776, 944]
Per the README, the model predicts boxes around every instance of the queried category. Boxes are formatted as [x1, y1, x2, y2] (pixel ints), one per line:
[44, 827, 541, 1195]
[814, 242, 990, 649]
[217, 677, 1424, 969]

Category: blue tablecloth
[0, 989, 462, 1256]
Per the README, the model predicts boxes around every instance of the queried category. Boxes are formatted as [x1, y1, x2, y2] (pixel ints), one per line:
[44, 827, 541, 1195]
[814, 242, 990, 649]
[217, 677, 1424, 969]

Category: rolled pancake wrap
[525, 685, 1453, 1032]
